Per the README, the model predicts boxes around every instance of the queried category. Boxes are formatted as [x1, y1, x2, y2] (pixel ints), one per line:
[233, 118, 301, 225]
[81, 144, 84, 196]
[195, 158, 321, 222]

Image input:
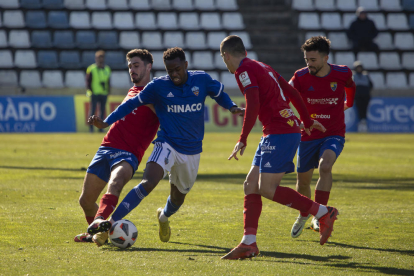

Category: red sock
[86, 216, 94, 225]
[300, 193, 311, 217]
[243, 194, 262, 236]
[315, 190, 330, 206]
[95, 194, 119, 220]
[272, 186, 319, 216]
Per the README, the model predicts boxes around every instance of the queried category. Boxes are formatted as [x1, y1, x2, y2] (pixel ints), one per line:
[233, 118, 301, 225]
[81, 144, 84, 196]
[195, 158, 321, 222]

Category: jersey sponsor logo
[167, 103, 203, 113]
[287, 119, 295, 127]
[279, 108, 295, 118]
[330, 82, 337, 91]
[239, 71, 251, 87]
[191, 86, 199, 96]
[311, 114, 331, 119]
[307, 98, 338, 105]
[308, 86, 314, 91]
[264, 162, 272, 168]
[167, 92, 174, 97]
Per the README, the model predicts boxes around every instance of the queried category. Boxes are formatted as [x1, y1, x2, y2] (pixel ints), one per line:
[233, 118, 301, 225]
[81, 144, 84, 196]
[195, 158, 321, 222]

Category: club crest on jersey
[239, 71, 251, 87]
[279, 108, 294, 118]
[191, 86, 199, 96]
[330, 82, 337, 91]
[287, 119, 295, 127]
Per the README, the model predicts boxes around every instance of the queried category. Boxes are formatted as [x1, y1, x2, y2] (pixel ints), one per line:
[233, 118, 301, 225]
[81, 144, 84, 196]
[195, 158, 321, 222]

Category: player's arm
[344, 72, 356, 111]
[206, 74, 242, 114]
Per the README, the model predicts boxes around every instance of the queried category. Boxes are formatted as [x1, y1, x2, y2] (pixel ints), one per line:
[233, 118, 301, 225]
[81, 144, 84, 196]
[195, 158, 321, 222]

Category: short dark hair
[220, 35, 246, 57]
[126, 49, 153, 64]
[301, 36, 331, 56]
[163, 47, 186, 62]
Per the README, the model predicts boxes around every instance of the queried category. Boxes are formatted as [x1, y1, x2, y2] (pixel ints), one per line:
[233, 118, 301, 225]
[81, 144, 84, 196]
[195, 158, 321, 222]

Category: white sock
[315, 205, 328, 219]
[159, 210, 168, 223]
[110, 218, 115, 224]
[241, 235, 256, 245]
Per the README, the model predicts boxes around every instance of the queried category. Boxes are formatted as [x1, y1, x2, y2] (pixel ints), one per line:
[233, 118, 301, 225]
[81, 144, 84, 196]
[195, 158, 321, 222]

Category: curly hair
[163, 47, 186, 62]
[301, 36, 331, 55]
[126, 49, 153, 64]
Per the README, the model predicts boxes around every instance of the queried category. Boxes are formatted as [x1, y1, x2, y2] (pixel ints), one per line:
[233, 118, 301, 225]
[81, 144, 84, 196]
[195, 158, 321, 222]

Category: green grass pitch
[0, 133, 413, 275]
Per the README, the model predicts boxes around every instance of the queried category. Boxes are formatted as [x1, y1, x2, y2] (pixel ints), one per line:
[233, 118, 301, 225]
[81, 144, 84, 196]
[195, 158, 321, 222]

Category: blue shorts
[86, 146, 139, 182]
[252, 133, 301, 174]
[297, 136, 345, 173]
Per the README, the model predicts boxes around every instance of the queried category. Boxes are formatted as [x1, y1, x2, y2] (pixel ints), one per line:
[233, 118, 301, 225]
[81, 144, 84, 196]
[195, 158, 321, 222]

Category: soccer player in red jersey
[219, 35, 338, 260]
[74, 49, 159, 245]
[289, 36, 355, 238]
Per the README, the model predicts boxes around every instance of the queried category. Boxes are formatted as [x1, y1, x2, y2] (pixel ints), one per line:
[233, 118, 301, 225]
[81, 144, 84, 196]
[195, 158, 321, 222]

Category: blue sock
[163, 196, 181, 218]
[111, 184, 148, 221]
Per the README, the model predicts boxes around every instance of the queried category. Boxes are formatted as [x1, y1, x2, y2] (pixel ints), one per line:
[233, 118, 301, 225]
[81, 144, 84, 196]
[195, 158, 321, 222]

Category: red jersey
[290, 64, 355, 141]
[101, 86, 159, 162]
[235, 58, 313, 145]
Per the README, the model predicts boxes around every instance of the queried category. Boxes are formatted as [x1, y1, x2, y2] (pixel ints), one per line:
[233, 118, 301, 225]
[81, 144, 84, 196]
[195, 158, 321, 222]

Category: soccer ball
[109, 219, 138, 249]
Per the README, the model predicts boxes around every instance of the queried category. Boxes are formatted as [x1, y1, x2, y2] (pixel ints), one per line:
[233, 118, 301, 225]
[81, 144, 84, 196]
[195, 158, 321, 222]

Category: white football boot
[291, 214, 311, 238]
[310, 216, 320, 232]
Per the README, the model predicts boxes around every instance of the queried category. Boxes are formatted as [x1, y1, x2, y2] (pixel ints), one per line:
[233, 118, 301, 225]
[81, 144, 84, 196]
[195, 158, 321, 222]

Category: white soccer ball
[109, 219, 138, 249]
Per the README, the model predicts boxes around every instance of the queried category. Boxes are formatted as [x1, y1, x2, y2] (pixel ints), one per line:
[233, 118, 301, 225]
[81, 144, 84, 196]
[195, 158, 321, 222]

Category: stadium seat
[305, 31, 326, 40]
[343, 13, 356, 29]
[230, 32, 252, 49]
[54, 31, 75, 49]
[379, 52, 401, 70]
[218, 0, 238, 10]
[65, 71, 85, 87]
[98, 31, 119, 49]
[205, 71, 219, 81]
[3, 11, 25, 28]
[214, 52, 227, 69]
[15, 50, 36, 68]
[164, 32, 185, 48]
[220, 72, 238, 88]
[402, 0, 414, 10]
[92, 12, 112, 29]
[410, 15, 414, 29]
[108, 0, 128, 10]
[70, 12, 90, 29]
[0, 31, 7, 48]
[20, 70, 42, 87]
[192, 51, 214, 70]
[81, 51, 96, 67]
[48, 11, 69, 29]
[321, 13, 342, 30]
[173, 0, 194, 10]
[328, 54, 335, 64]
[185, 32, 207, 49]
[26, 11, 47, 29]
[119, 31, 140, 49]
[380, 0, 402, 11]
[105, 51, 126, 69]
[135, 13, 157, 30]
[195, 0, 216, 10]
[292, 0, 314, 11]
[336, 0, 356, 11]
[409, 73, 414, 88]
[43, 0, 64, 9]
[0, 51, 13, 68]
[42, 70, 64, 88]
[149, 51, 164, 69]
[110, 71, 131, 88]
[207, 32, 227, 50]
[9, 30, 30, 48]
[358, 0, 380, 11]
[394, 32, 414, 50]
[0, 70, 18, 86]
[64, 0, 84, 9]
[402, 52, 414, 70]
[387, 14, 409, 30]
[154, 71, 166, 78]
[315, 0, 335, 11]
[38, 51, 59, 69]
[374, 32, 394, 49]
[334, 52, 355, 68]
[200, 13, 222, 30]
[185, 52, 192, 68]
[21, 0, 42, 9]
[222, 13, 245, 30]
[141, 32, 163, 49]
[356, 52, 379, 70]
[386, 72, 407, 88]
[31, 31, 52, 48]
[158, 12, 178, 30]
[76, 31, 97, 49]
[368, 13, 386, 30]
[86, 0, 106, 10]
[113, 12, 134, 29]
[369, 72, 385, 89]
[59, 51, 81, 69]
[328, 32, 350, 50]
[298, 13, 320, 29]
[129, 0, 151, 10]
[179, 12, 200, 30]
[0, 0, 19, 8]
[153, 0, 172, 9]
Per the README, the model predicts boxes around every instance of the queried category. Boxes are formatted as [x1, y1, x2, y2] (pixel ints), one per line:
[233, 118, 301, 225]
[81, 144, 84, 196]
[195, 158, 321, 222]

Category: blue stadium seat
[31, 31, 52, 48]
[60, 51, 81, 69]
[43, 0, 64, 9]
[38, 51, 59, 68]
[26, 11, 47, 28]
[48, 11, 69, 29]
[82, 51, 96, 67]
[409, 14, 414, 29]
[21, 0, 42, 9]
[76, 31, 97, 49]
[54, 31, 75, 49]
[402, 0, 414, 11]
[98, 31, 119, 49]
[105, 51, 126, 69]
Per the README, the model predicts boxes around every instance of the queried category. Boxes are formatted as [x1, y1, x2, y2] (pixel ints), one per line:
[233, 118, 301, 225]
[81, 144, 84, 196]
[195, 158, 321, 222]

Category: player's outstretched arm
[104, 95, 143, 126]
[88, 115, 109, 129]
[230, 106, 245, 117]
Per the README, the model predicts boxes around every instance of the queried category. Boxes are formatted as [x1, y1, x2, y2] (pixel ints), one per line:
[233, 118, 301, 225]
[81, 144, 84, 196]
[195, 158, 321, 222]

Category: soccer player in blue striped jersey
[89, 47, 244, 243]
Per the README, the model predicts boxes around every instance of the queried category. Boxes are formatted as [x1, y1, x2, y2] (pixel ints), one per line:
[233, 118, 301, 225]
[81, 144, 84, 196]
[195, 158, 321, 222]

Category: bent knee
[319, 163, 333, 174]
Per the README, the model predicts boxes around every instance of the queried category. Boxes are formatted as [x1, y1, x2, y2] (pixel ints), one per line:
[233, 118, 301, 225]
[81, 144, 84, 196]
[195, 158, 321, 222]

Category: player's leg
[291, 169, 314, 237]
[89, 95, 98, 132]
[97, 95, 107, 133]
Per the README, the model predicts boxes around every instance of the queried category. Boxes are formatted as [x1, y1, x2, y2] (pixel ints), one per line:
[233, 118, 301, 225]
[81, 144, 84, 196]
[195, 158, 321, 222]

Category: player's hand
[88, 115, 109, 129]
[230, 106, 245, 117]
[306, 120, 326, 135]
[344, 102, 350, 111]
[228, 141, 246, 161]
